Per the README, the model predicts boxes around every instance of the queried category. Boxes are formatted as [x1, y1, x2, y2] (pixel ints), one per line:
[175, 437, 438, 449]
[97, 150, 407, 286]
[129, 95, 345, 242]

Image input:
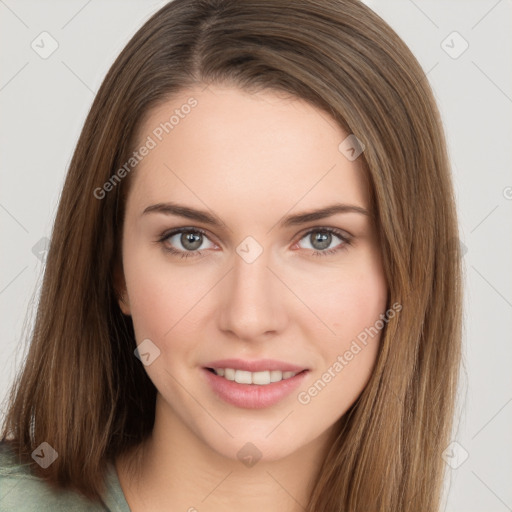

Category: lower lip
[202, 368, 309, 409]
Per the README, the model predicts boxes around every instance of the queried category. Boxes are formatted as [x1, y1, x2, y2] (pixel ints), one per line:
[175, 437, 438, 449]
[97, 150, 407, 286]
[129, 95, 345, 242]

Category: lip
[203, 358, 308, 373]
[202, 367, 310, 409]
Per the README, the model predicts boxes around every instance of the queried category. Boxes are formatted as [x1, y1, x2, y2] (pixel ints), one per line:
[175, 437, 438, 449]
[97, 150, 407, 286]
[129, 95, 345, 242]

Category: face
[117, 84, 388, 462]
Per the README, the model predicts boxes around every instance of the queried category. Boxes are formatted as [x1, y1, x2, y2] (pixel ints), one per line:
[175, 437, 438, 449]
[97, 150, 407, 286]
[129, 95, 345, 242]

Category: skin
[114, 83, 388, 511]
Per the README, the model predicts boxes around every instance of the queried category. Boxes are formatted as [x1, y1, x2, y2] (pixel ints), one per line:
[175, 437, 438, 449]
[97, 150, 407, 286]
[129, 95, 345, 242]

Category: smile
[202, 367, 310, 409]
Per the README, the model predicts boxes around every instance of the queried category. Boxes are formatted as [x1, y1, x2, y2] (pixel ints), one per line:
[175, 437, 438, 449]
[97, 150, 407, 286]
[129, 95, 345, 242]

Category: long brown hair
[1, 1, 462, 510]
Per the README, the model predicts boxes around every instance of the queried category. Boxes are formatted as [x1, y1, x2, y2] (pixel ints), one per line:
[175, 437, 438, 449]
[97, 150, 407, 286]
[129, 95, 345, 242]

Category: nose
[216, 247, 288, 342]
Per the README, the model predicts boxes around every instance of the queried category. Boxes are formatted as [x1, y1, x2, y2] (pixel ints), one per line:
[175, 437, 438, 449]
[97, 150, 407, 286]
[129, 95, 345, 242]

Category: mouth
[201, 366, 310, 409]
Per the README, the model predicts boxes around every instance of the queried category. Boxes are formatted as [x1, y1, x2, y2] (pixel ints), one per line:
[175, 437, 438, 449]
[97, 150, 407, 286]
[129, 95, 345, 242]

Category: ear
[113, 261, 131, 316]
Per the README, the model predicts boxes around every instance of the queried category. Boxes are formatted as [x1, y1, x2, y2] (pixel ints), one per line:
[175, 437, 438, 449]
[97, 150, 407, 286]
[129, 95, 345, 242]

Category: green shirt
[0, 440, 131, 511]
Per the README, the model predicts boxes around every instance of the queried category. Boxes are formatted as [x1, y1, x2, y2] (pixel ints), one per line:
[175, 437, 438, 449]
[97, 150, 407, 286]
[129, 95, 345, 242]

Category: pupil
[181, 232, 202, 250]
[312, 232, 331, 250]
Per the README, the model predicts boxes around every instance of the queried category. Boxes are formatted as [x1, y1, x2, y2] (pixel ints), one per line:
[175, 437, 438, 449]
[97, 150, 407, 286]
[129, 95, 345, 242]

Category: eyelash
[156, 226, 352, 259]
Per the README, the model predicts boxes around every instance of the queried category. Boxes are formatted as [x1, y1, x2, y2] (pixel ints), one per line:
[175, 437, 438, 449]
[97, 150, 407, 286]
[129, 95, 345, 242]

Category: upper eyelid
[298, 226, 352, 239]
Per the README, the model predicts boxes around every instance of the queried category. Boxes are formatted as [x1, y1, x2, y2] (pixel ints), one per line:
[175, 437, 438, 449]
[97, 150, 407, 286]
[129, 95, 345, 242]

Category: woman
[0, 0, 462, 510]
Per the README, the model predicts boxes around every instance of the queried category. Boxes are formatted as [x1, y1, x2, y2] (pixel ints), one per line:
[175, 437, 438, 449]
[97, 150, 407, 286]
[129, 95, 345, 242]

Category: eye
[157, 227, 215, 259]
[296, 227, 351, 257]
[157, 226, 352, 259]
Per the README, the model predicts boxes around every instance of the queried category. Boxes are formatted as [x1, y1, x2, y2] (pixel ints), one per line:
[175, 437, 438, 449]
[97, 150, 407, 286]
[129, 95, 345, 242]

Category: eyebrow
[141, 201, 370, 228]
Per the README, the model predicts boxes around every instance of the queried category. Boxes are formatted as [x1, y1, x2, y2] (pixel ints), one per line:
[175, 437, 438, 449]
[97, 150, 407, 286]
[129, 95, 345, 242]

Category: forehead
[126, 84, 369, 219]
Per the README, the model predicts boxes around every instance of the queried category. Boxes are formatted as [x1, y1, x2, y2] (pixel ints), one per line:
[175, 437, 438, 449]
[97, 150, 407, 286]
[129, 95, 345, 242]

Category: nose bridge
[233, 247, 272, 299]
[217, 240, 284, 338]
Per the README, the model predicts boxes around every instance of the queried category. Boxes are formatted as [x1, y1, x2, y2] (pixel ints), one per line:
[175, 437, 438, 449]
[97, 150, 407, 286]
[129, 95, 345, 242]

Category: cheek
[333, 272, 387, 339]
[122, 246, 201, 341]
[296, 269, 387, 416]
[292, 253, 387, 402]
[294, 256, 388, 344]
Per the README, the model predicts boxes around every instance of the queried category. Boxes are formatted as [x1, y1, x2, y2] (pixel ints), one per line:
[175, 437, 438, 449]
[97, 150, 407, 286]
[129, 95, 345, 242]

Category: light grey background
[1, 1, 511, 510]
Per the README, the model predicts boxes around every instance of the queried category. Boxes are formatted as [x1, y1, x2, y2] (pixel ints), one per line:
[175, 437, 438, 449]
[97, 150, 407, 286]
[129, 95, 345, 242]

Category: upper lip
[203, 358, 308, 373]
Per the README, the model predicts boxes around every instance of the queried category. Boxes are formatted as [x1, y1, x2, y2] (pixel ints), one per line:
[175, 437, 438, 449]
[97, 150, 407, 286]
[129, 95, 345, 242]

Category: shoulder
[0, 440, 111, 511]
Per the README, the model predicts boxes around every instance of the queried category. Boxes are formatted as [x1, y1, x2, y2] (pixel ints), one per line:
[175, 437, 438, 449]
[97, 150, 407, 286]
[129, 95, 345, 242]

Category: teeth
[235, 370, 252, 384]
[212, 368, 300, 385]
[270, 370, 282, 383]
[224, 368, 235, 380]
